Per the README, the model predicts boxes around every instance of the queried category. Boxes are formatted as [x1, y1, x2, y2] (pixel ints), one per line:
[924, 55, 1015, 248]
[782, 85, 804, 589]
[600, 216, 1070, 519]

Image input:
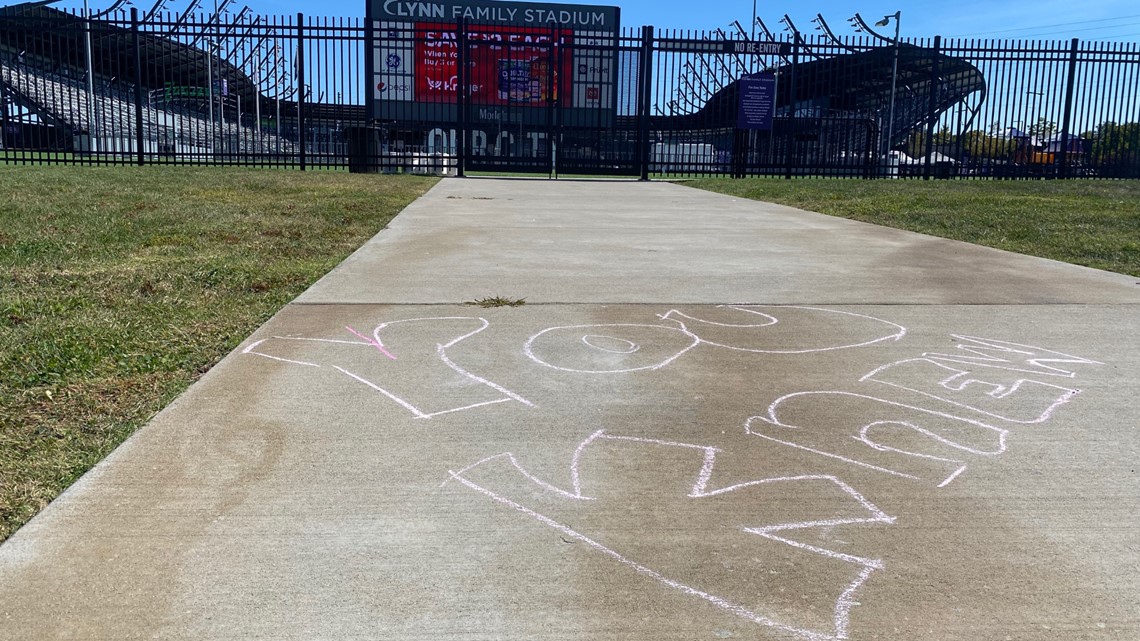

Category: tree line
[901, 118, 1140, 177]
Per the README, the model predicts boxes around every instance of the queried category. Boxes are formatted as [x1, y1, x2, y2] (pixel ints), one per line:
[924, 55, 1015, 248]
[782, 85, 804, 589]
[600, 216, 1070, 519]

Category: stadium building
[1, 0, 985, 176]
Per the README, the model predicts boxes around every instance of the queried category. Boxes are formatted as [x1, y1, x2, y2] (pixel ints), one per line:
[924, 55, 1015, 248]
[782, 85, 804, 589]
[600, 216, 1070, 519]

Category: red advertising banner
[415, 23, 574, 106]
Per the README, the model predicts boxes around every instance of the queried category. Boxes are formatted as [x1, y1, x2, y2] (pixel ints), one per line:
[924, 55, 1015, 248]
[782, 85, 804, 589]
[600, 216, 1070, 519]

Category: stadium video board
[367, 0, 620, 128]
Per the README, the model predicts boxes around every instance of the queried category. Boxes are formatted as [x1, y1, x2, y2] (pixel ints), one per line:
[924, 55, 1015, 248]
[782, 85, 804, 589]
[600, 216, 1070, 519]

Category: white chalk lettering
[447, 429, 893, 641]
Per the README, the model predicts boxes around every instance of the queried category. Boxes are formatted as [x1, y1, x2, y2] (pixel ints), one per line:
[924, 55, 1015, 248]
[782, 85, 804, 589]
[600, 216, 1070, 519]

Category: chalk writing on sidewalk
[243, 316, 532, 419]
[241, 307, 1103, 637]
[756, 335, 1102, 488]
[447, 429, 893, 641]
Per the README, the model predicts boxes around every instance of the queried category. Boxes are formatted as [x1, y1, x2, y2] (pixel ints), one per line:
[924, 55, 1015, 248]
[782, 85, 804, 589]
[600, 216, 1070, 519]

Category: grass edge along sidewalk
[687, 178, 1140, 279]
[0, 166, 437, 543]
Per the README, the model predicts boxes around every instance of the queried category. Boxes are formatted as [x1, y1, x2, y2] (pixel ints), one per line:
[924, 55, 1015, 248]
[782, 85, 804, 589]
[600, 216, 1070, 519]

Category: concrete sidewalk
[2, 178, 1138, 641]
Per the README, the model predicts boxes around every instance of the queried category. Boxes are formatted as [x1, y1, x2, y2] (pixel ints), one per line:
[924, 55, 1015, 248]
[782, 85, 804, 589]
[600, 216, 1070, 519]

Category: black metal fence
[2, 4, 1138, 179]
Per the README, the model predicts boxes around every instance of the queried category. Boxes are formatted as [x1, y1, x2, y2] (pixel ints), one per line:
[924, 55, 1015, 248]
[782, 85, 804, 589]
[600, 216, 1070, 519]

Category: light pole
[876, 11, 901, 158]
[253, 47, 261, 134]
[83, 0, 98, 152]
[751, 0, 757, 41]
[82, 1, 132, 153]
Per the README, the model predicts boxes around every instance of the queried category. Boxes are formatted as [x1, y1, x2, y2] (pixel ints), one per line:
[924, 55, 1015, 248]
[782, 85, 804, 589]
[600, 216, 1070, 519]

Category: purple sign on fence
[737, 73, 776, 130]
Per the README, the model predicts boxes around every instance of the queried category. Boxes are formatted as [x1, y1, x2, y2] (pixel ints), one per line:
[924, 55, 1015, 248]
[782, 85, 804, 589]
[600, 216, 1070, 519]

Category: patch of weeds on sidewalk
[467, 295, 527, 308]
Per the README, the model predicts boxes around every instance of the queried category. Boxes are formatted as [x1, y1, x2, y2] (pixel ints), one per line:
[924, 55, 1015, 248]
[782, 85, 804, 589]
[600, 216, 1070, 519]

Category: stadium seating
[1, 57, 296, 158]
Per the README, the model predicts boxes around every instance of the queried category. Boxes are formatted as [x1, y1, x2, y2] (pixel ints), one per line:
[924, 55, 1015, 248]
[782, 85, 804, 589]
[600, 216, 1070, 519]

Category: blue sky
[26, 0, 1140, 41]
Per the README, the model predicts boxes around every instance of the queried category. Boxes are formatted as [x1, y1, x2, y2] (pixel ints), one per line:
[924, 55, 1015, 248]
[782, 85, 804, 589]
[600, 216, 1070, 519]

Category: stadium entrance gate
[368, 19, 868, 180]
[368, 0, 639, 177]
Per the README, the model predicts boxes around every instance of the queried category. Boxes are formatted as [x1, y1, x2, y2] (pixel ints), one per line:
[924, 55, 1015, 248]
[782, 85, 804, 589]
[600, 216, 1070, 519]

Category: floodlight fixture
[814, 13, 857, 51]
[848, 12, 893, 42]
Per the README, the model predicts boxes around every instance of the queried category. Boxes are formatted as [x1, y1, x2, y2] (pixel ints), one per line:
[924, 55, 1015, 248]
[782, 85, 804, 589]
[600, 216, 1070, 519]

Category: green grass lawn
[687, 178, 1140, 278]
[0, 166, 437, 542]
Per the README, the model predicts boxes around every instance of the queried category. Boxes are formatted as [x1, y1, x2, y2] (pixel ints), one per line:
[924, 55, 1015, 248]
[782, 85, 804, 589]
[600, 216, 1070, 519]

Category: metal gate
[368, 19, 992, 180]
[372, 19, 640, 176]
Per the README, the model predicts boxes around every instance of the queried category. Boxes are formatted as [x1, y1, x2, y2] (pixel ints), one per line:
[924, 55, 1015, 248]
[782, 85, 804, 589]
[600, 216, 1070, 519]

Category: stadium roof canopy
[656, 43, 986, 144]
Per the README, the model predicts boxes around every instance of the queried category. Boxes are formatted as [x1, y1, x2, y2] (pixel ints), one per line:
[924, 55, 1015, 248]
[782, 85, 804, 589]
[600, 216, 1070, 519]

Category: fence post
[456, 18, 467, 177]
[636, 25, 654, 181]
[131, 8, 145, 166]
[923, 35, 941, 180]
[546, 26, 560, 177]
[364, 4, 375, 125]
[553, 27, 565, 177]
[297, 12, 306, 171]
[1059, 37, 1079, 179]
[784, 33, 799, 180]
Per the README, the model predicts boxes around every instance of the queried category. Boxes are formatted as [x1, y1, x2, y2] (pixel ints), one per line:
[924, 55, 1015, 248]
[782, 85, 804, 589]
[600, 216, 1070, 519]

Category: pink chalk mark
[345, 326, 397, 360]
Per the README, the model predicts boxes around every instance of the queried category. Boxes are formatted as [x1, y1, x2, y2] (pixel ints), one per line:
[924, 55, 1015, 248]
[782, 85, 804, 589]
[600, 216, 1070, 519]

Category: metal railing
[1, 5, 1137, 179]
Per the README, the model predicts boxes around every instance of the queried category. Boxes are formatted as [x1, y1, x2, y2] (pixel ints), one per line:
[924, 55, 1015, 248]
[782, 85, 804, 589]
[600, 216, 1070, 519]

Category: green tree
[1090, 121, 1140, 159]
[1089, 121, 1140, 177]
[905, 130, 927, 158]
[1028, 117, 1058, 139]
[960, 130, 1015, 160]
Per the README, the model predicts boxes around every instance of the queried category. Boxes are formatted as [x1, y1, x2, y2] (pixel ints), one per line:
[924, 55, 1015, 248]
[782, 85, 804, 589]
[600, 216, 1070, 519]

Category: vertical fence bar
[363, 6, 374, 137]
[131, 8, 144, 166]
[296, 12, 305, 170]
[553, 27, 564, 178]
[456, 18, 467, 177]
[546, 25, 555, 177]
[923, 35, 941, 180]
[1059, 37, 1079, 179]
[636, 25, 654, 181]
[784, 33, 799, 180]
